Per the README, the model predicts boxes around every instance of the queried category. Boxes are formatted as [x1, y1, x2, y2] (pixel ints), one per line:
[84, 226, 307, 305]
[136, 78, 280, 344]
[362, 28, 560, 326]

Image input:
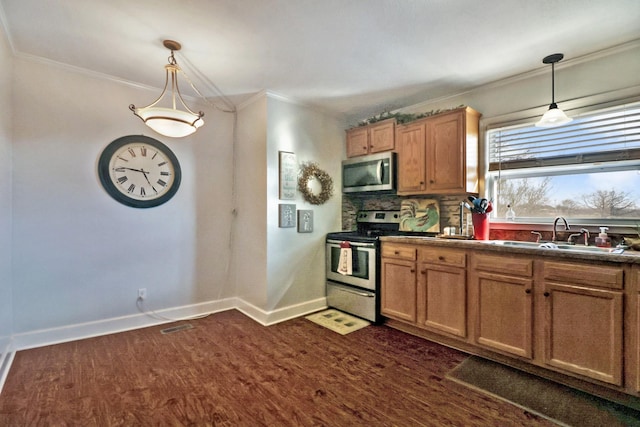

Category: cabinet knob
[362, 146, 367, 150]
[410, 269, 415, 273]
[394, 251, 400, 255]
[438, 256, 445, 261]
[430, 180, 435, 184]
[544, 291, 550, 297]
[420, 181, 425, 185]
[525, 289, 532, 294]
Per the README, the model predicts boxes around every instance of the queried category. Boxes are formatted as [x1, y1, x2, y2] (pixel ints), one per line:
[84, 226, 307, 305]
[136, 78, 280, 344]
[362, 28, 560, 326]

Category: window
[487, 100, 640, 224]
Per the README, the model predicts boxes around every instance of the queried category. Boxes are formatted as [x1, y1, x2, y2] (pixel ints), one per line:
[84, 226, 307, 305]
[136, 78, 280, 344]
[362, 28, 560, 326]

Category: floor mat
[305, 309, 370, 335]
[446, 356, 640, 427]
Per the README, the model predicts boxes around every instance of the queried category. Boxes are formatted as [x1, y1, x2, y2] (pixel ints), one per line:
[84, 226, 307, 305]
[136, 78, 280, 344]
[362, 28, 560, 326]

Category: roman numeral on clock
[140, 187, 146, 197]
[157, 179, 167, 187]
[127, 183, 135, 193]
[117, 176, 128, 184]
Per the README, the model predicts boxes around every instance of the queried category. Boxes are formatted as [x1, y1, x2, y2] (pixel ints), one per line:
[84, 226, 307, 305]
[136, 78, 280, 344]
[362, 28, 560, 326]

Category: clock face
[98, 135, 181, 208]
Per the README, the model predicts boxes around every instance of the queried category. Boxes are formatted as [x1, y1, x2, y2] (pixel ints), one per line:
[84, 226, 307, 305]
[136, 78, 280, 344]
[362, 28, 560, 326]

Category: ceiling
[1, 0, 640, 121]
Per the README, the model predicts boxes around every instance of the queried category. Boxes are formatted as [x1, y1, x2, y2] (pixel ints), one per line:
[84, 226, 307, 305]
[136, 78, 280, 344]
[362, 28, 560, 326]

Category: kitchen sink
[483, 240, 625, 254]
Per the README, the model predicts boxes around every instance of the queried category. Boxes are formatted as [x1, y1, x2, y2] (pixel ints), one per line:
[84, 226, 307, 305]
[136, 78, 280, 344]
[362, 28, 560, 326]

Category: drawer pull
[394, 251, 400, 255]
[336, 287, 374, 298]
[544, 291, 550, 297]
[438, 256, 445, 261]
[525, 289, 532, 294]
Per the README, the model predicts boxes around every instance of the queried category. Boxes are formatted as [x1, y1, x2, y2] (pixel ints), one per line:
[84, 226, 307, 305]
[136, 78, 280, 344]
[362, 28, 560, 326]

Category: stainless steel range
[325, 210, 402, 323]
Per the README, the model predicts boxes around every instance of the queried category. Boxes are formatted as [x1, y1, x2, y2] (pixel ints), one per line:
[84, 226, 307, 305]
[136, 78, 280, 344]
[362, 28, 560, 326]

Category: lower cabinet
[636, 266, 640, 393]
[381, 243, 417, 322]
[543, 261, 624, 386]
[380, 241, 635, 395]
[417, 248, 467, 337]
[470, 254, 534, 359]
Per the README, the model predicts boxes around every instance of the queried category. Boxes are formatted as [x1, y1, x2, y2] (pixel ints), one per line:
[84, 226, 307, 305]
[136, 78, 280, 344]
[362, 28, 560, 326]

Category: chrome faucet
[531, 231, 542, 243]
[580, 228, 590, 246]
[552, 217, 570, 242]
[567, 228, 590, 245]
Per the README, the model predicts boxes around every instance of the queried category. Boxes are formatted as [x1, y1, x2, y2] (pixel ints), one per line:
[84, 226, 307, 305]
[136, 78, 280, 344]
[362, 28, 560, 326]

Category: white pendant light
[536, 53, 572, 128]
[130, 40, 204, 138]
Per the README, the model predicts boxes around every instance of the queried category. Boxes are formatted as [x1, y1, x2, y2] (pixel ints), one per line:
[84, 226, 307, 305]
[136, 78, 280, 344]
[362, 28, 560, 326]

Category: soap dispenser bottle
[505, 204, 516, 221]
[595, 227, 611, 248]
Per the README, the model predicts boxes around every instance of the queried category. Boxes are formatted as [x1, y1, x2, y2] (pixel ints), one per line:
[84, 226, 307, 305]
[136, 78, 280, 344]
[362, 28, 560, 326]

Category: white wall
[265, 95, 343, 311]
[234, 93, 345, 316]
[234, 94, 269, 309]
[398, 42, 640, 125]
[11, 57, 235, 333]
[0, 20, 13, 349]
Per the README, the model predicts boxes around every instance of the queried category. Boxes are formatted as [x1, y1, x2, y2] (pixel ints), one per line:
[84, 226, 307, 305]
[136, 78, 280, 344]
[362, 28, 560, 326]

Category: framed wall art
[297, 210, 313, 233]
[279, 151, 297, 200]
[278, 204, 296, 228]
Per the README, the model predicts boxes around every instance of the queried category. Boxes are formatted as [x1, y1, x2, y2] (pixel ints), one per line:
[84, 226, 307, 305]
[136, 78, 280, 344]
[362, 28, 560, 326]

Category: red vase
[472, 213, 490, 240]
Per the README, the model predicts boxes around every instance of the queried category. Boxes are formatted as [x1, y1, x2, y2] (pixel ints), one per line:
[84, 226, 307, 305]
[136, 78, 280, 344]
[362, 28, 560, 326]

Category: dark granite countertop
[381, 235, 640, 265]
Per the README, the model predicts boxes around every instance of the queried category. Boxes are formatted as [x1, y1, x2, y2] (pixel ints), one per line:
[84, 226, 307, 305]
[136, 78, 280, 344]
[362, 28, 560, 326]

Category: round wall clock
[98, 135, 181, 208]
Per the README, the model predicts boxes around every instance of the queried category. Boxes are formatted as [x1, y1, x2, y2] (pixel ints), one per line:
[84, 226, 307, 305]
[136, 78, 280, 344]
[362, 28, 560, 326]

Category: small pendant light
[130, 40, 204, 138]
[536, 53, 572, 128]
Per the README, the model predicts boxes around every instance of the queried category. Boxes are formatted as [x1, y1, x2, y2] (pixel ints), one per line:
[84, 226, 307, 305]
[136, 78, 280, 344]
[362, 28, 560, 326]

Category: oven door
[326, 239, 376, 290]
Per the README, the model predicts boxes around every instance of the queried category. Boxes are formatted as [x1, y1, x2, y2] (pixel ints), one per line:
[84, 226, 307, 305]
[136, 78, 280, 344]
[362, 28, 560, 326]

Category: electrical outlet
[138, 288, 147, 300]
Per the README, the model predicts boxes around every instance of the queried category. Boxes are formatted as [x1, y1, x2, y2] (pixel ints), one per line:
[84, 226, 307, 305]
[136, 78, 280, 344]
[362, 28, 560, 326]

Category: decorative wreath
[298, 162, 334, 205]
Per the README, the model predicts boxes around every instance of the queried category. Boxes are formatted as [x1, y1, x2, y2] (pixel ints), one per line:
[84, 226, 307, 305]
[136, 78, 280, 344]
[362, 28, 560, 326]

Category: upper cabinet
[396, 107, 480, 195]
[346, 118, 396, 158]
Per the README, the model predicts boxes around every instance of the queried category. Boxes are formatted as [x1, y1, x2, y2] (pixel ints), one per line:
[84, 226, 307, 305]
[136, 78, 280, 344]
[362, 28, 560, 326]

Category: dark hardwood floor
[0, 309, 555, 426]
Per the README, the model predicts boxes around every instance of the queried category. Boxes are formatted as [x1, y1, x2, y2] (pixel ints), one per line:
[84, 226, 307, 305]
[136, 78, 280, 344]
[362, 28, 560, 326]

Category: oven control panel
[356, 210, 401, 224]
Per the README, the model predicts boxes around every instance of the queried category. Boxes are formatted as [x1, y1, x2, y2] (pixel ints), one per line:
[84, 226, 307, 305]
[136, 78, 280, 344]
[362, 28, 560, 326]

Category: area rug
[305, 309, 370, 335]
[446, 356, 640, 427]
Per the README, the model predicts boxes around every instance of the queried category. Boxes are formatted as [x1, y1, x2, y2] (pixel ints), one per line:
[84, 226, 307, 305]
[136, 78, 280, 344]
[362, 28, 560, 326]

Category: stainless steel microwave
[342, 152, 396, 193]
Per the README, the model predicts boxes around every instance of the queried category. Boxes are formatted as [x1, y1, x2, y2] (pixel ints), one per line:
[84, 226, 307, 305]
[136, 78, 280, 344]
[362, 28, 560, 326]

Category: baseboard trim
[8, 296, 328, 352]
[11, 298, 237, 352]
[236, 297, 327, 326]
[0, 339, 14, 395]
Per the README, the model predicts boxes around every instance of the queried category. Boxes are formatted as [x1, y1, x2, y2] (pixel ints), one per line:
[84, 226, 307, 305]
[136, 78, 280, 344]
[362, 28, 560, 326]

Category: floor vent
[161, 324, 194, 335]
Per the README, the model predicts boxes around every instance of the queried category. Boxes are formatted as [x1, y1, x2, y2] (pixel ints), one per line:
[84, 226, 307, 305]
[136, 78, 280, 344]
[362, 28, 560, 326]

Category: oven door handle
[335, 287, 374, 297]
[326, 239, 375, 249]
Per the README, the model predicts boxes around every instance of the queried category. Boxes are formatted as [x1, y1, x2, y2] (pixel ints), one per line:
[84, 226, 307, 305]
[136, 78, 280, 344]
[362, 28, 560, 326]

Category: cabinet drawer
[382, 243, 416, 261]
[544, 261, 623, 290]
[472, 253, 533, 277]
[420, 248, 466, 268]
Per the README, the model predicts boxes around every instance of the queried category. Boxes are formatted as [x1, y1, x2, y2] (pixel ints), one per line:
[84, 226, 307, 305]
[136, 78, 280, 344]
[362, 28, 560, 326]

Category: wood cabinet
[470, 253, 534, 359]
[396, 107, 480, 195]
[417, 247, 467, 338]
[380, 243, 417, 322]
[396, 121, 426, 193]
[542, 261, 624, 385]
[346, 119, 395, 158]
[381, 239, 639, 395]
[634, 266, 640, 393]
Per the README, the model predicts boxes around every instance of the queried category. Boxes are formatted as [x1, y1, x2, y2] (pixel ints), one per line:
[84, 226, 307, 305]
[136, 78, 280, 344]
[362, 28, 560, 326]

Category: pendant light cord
[170, 50, 240, 304]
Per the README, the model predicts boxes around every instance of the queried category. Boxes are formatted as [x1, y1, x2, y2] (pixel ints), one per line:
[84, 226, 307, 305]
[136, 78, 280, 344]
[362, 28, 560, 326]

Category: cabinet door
[381, 258, 417, 322]
[426, 110, 465, 193]
[474, 272, 533, 358]
[396, 122, 426, 194]
[369, 120, 395, 153]
[544, 282, 623, 385]
[346, 127, 369, 158]
[417, 263, 466, 337]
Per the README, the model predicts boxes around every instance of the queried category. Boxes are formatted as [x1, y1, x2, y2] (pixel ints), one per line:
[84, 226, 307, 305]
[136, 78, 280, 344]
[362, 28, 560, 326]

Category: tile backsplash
[342, 194, 469, 232]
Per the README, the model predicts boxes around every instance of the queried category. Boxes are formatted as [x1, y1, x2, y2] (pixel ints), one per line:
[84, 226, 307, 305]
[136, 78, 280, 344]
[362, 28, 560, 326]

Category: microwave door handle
[376, 160, 384, 184]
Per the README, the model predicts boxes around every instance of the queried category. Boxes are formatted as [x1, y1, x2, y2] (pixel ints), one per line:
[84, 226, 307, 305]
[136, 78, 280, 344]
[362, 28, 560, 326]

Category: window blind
[488, 101, 640, 171]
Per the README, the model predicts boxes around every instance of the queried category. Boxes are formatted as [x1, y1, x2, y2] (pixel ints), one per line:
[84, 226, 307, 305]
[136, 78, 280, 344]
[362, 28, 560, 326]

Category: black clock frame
[98, 135, 182, 208]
